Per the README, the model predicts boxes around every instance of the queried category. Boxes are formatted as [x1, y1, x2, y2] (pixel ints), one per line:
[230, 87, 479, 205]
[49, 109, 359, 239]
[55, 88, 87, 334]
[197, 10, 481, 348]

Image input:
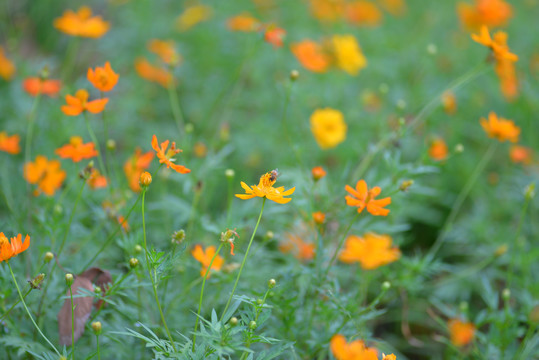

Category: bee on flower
[236, 170, 295, 204]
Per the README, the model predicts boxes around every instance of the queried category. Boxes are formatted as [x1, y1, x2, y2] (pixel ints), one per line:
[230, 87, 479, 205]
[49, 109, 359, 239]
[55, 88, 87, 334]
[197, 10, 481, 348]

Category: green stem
[507, 187, 532, 288]
[141, 189, 177, 351]
[426, 142, 497, 262]
[7, 262, 61, 357]
[69, 284, 75, 360]
[324, 212, 360, 277]
[96, 335, 101, 360]
[0, 287, 32, 321]
[167, 77, 185, 137]
[192, 242, 224, 350]
[84, 112, 108, 181]
[61, 37, 80, 82]
[220, 198, 266, 321]
[226, 174, 234, 227]
[240, 289, 270, 359]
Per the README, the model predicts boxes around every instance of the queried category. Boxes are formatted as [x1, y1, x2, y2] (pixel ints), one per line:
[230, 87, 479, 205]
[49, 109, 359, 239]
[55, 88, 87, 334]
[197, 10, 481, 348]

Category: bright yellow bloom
[339, 233, 400, 269]
[331, 35, 367, 75]
[236, 171, 295, 204]
[176, 5, 212, 32]
[310, 108, 347, 149]
[480, 111, 519, 143]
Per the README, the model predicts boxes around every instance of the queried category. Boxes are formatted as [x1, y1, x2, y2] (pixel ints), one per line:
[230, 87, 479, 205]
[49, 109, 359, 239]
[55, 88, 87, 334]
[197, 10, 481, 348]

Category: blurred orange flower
[330, 334, 378, 360]
[345, 179, 391, 216]
[480, 112, 519, 143]
[236, 171, 295, 204]
[123, 148, 154, 192]
[61, 89, 108, 116]
[0, 46, 16, 80]
[135, 58, 173, 88]
[471, 26, 517, 62]
[148, 40, 181, 66]
[346, 1, 383, 26]
[264, 26, 286, 48]
[313, 211, 326, 224]
[151, 135, 190, 174]
[458, 0, 512, 30]
[227, 13, 260, 32]
[331, 35, 367, 76]
[0, 132, 21, 154]
[55, 136, 98, 162]
[311, 166, 327, 181]
[441, 91, 457, 115]
[191, 244, 224, 277]
[382, 354, 397, 360]
[87, 62, 119, 92]
[23, 77, 62, 97]
[0, 233, 30, 263]
[309, 0, 345, 22]
[176, 5, 212, 32]
[87, 169, 108, 189]
[310, 108, 347, 149]
[509, 145, 532, 165]
[279, 234, 315, 261]
[339, 233, 400, 269]
[117, 215, 130, 232]
[429, 138, 448, 161]
[448, 319, 475, 346]
[291, 40, 330, 73]
[24, 155, 66, 196]
[54, 6, 110, 38]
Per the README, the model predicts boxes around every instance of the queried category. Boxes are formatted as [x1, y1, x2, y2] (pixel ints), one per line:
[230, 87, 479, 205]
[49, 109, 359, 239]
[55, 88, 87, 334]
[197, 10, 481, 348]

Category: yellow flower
[331, 35, 367, 75]
[176, 5, 212, 32]
[310, 108, 347, 149]
[236, 171, 295, 204]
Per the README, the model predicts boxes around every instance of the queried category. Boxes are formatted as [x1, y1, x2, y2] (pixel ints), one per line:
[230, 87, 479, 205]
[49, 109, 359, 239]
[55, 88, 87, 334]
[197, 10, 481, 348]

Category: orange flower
[291, 40, 330, 73]
[87, 169, 107, 189]
[0, 46, 16, 80]
[330, 334, 378, 360]
[135, 58, 174, 88]
[87, 62, 119, 92]
[471, 26, 518, 62]
[480, 111, 520, 143]
[429, 138, 449, 161]
[311, 166, 327, 181]
[313, 211, 326, 224]
[148, 39, 181, 66]
[24, 155, 66, 196]
[55, 136, 98, 162]
[151, 135, 190, 174]
[345, 179, 391, 216]
[61, 89, 108, 116]
[236, 171, 295, 204]
[193, 142, 207, 158]
[279, 234, 315, 261]
[23, 77, 62, 97]
[54, 6, 110, 38]
[117, 215, 130, 232]
[509, 145, 532, 165]
[346, 1, 383, 26]
[191, 244, 224, 277]
[226, 13, 261, 32]
[0, 233, 30, 263]
[123, 148, 154, 192]
[309, 0, 345, 22]
[0, 132, 21, 154]
[382, 354, 397, 360]
[264, 26, 286, 48]
[448, 319, 475, 347]
[441, 91, 457, 115]
[339, 233, 400, 269]
[457, 0, 512, 30]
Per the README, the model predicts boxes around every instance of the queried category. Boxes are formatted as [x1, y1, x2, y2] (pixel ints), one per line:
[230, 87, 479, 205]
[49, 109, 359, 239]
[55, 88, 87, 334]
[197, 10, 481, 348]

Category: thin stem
[7, 262, 61, 357]
[61, 37, 80, 82]
[220, 198, 266, 321]
[426, 142, 497, 262]
[324, 212, 360, 277]
[96, 335, 101, 360]
[84, 112, 108, 181]
[69, 284, 75, 360]
[241, 289, 271, 359]
[167, 78, 185, 138]
[226, 175, 234, 227]
[192, 242, 224, 350]
[57, 179, 86, 257]
[0, 287, 32, 321]
[141, 189, 177, 351]
[507, 188, 532, 288]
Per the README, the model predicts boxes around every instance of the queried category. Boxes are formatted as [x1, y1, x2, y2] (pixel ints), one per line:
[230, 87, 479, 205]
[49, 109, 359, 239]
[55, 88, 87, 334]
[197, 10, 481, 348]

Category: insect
[269, 169, 279, 182]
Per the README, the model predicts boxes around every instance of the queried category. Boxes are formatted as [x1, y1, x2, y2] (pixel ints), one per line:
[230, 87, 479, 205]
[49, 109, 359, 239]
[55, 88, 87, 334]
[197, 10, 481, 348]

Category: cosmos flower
[509, 145, 532, 165]
[0, 233, 30, 263]
[279, 234, 315, 261]
[191, 245, 224, 277]
[226, 13, 261, 32]
[135, 58, 174, 87]
[330, 334, 378, 360]
[310, 108, 347, 149]
[331, 35, 367, 75]
[151, 135, 190, 174]
[339, 233, 400, 269]
[87, 62, 119, 92]
[176, 5, 212, 32]
[345, 180, 391, 216]
[54, 6, 110, 38]
[291, 40, 330, 73]
[448, 319, 476, 347]
[311, 166, 327, 181]
[458, 0, 512, 30]
[23, 77, 62, 97]
[236, 171, 295, 204]
[0, 132, 21, 154]
[264, 26, 286, 48]
[346, 1, 383, 26]
[24, 156, 66, 196]
[55, 136, 98, 162]
[429, 138, 449, 161]
[480, 112, 519, 143]
[61, 89, 108, 116]
[124, 148, 154, 192]
[147, 39, 181, 66]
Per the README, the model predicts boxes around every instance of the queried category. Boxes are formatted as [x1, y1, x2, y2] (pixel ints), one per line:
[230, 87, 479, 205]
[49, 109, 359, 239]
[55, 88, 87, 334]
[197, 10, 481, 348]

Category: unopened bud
[29, 273, 46, 289]
[129, 258, 139, 269]
[381, 281, 391, 291]
[225, 169, 235, 178]
[399, 180, 414, 192]
[229, 317, 238, 326]
[256, 298, 264, 305]
[249, 320, 257, 330]
[44, 252, 54, 263]
[40, 66, 50, 79]
[265, 231, 274, 240]
[172, 229, 186, 245]
[94, 286, 102, 295]
[106, 139, 116, 151]
[91, 321, 102, 335]
[290, 70, 299, 81]
[459, 301, 468, 313]
[311, 166, 327, 181]
[134, 244, 143, 254]
[53, 204, 63, 216]
[455, 144, 464, 153]
[65, 273, 74, 287]
[139, 171, 152, 188]
[502, 288, 511, 301]
[494, 244, 508, 257]
[268, 278, 276, 289]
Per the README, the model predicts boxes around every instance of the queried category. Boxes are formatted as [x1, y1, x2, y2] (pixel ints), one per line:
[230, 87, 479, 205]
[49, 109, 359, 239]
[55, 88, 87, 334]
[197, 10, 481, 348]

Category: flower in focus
[291, 40, 330, 73]
[429, 138, 449, 161]
[0, 233, 30, 262]
[309, 0, 345, 22]
[441, 91, 457, 115]
[24, 155, 66, 196]
[311, 166, 327, 181]
[448, 319, 476, 346]
[331, 35, 367, 76]
[191, 245, 224, 277]
[345, 179, 391, 216]
[123, 148, 154, 192]
[480, 111, 520, 143]
[0, 46, 16, 80]
[87, 62, 119, 92]
[87, 169, 108, 189]
[148, 39, 181, 66]
[61, 89, 108, 116]
[279, 234, 315, 261]
[135, 58, 174, 87]
[54, 6, 110, 38]
[339, 233, 400, 269]
[264, 25, 286, 48]
[236, 171, 295, 204]
[23, 77, 62, 97]
[346, 1, 383, 26]
[310, 108, 347, 149]
[0, 132, 21, 154]
[151, 135, 190, 174]
[509, 145, 532, 165]
[330, 334, 378, 360]
[458, 0, 512, 30]
[227, 13, 261, 32]
[55, 136, 98, 162]
[176, 5, 212, 32]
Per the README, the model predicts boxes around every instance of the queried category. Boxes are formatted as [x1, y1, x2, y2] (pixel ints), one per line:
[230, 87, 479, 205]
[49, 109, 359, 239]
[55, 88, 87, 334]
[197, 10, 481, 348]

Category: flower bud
[53, 204, 63, 216]
[134, 244, 143, 254]
[290, 70, 299, 81]
[256, 298, 264, 305]
[313, 212, 326, 224]
[106, 139, 116, 151]
[268, 278, 276, 289]
[494, 244, 508, 257]
[399, 180, 414, 192]
[381, 281, 391, 291]
[455, 143, 464, 153]
[91, 321, 102, 335]
[139, 171, 152, 188]
[65, 273, 74, 287]
[94, 286, 102, 295]
[502, 288, 511, 301]
[129, 258, 139, 269]
[459, 301, 468, 313]
[249, 320, 257, 330]
[29, 273, 46, 289]
[171, 230, 186, 245]
[229, 317, 238, 326]
[44, 252, 54, 263]
[265, 231, 274, 240]
[311, 166, 326, 181]
[225, 169, 235, 178]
